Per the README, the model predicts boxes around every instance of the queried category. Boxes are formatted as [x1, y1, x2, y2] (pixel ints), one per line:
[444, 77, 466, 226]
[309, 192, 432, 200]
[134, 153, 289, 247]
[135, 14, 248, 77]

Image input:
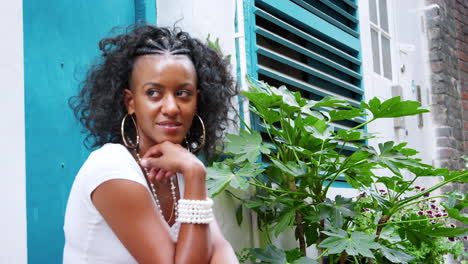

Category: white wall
[359, 0, 436, 169]
[157, 0, 257, 253]
[0, 1, 27, 263]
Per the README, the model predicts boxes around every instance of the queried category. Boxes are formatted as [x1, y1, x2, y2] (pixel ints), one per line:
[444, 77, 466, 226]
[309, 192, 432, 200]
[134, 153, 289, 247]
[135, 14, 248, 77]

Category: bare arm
[92, 179, 176, 263]
[174, 165, 212, 264]
[209, 219, 239, 264]
[142, 142, 212, 264]
[92, 142, 235, 264]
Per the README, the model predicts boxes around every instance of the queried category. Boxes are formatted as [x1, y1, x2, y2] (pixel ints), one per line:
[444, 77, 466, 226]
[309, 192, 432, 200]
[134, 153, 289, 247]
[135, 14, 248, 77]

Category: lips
[157, 120, 182, 126]
[156, 121, 182, 133]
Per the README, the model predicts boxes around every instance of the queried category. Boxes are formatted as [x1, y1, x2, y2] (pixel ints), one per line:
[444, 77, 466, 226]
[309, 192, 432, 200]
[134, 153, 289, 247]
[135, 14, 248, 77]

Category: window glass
[369, 0, 378, 25]
[371, 28, 381, 74]
[381, 35, 392, 79]
[379, 0, 389, 32]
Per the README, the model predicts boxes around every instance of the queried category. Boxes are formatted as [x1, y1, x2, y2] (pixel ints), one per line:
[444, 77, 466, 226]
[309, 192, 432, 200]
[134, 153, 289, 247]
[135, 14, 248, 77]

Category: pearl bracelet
[176, 198, 214, 224]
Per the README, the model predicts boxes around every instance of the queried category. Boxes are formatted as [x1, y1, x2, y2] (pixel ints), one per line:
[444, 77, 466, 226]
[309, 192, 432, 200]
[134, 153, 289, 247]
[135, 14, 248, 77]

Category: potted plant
[207, 78, 467, 264]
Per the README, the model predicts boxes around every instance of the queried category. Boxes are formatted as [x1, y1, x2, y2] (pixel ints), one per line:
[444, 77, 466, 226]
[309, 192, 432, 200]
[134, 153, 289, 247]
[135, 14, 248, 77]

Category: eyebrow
[142, 82, 195, 89]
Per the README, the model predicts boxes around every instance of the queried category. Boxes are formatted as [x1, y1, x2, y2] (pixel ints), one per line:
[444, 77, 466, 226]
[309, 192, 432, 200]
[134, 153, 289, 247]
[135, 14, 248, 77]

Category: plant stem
[353, 255, 360, 264]
[348, 117, 375, 132]
[322, 158, 366, 196]
[262, 119, 275, 144]
[225, 189, 243, 201]
[393, 175, 419, 201]
[278, 109, 301, 163]
[377, 216, 449, 226]
[400, 195, 448, 209]
[374, 216, 389, 242]
[235, 108, 253, 134]
[317, 219, 325, 264]
[287, 180, 307, 256]
[265, 224, 273, 244]
[295, 211, 306, 255]
[249, 178, 305, 195]
[316, 248, 329, 260]
[390, 172, 467, 215]
[339, 252, 348, 264]
[315, 139, 327, 199]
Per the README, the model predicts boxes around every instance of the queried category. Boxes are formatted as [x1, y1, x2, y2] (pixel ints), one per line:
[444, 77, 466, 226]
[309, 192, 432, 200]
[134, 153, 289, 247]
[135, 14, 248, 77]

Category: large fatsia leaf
[444, 170, 468, 182]
[423, 227, 468, 237]
[442, 197, 468, 225]
[250, 244, 287, 264]
[380, 246, 414, 264]
[318, 231, 381, 258]
[273, 209, 296, 237]
[336, 130, 364, 141]
[361, 96, 429, 119]
[224, 130, 272, 163]
[291, 257, 318, 264]
[318, 196, 356, 228]
[273, 85, 301, 114]
[206, 162, 264, 197]
[376, 176, 413, 193]
[241, 90, 282, 109]
[364, 142, 424, 177]
[329, 108, 365, 121]
[304, 96, 351, 109]
[270, 158, 308, 177]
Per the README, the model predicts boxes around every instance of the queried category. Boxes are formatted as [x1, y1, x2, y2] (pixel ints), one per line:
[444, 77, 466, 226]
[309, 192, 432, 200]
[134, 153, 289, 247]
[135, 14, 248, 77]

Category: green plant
[207, 78, 468, 264]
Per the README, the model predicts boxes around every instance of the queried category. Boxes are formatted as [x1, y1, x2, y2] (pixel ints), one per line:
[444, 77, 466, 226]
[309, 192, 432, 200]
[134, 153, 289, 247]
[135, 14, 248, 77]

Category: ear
[123, 89, 135, 115]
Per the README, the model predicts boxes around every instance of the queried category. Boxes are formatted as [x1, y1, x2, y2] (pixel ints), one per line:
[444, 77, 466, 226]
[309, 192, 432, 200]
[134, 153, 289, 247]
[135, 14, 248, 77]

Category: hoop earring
[187, 113, 206, 152]
[121, 113, 139, 149]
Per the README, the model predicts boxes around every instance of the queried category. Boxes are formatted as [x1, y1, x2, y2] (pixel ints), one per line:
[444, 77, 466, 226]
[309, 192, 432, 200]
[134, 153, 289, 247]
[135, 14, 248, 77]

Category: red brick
[454, 9, 463, 21]
[460, 61, 468, 72]
[463, 101, 468, 110]
[463, 92, 468, 100]
[464, 122, 468, 130]
[461, 42, 468, 53]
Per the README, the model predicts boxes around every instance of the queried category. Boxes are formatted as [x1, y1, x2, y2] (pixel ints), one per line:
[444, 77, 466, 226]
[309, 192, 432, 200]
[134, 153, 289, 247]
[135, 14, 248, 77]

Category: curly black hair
[70, 25, 238, 155]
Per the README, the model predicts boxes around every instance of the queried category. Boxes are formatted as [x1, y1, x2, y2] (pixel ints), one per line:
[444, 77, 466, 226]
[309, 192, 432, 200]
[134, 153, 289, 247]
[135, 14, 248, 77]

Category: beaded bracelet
[176, 198, 214, 224]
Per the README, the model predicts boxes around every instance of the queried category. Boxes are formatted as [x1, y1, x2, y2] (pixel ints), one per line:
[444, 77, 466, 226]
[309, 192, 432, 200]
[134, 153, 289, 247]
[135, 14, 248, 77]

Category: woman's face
[125, 54, 197, 150]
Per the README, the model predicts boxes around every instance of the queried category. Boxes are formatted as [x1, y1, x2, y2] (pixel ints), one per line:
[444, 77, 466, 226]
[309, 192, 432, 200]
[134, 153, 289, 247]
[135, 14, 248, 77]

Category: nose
[161, 95, 180, 117]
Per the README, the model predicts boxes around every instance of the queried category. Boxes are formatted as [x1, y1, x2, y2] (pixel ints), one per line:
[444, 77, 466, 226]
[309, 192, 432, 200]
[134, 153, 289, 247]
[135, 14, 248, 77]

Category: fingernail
[140, 159, 148, 167]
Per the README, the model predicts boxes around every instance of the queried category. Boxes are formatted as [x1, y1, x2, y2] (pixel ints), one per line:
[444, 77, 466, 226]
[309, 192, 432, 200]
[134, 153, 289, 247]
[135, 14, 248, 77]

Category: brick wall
[426, 1, 467, 257]
[456, 0, 468, 158]
[426, 0, 467, 171]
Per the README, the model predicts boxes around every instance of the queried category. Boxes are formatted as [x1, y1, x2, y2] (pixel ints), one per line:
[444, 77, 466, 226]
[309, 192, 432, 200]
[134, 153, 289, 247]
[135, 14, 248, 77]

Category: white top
[63, 143, 184, 264]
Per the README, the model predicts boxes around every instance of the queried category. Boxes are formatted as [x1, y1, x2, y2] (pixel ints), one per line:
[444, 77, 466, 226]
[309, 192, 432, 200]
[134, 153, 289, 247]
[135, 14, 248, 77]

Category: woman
[64, 25, 239, 263]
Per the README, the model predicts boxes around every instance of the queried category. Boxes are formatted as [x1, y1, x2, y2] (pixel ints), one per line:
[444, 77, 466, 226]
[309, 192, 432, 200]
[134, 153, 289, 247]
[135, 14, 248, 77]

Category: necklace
[135, 150, 178, 224]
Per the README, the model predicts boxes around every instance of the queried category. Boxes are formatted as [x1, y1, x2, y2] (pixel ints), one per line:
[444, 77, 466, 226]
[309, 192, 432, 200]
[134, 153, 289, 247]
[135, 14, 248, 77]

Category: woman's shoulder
[77, 143, 142, 182]
[86, 143, 133, 167]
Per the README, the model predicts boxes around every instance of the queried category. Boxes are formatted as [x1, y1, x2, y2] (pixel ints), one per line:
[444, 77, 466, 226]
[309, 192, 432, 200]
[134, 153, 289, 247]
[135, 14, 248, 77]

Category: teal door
[23, 1, 155, 262]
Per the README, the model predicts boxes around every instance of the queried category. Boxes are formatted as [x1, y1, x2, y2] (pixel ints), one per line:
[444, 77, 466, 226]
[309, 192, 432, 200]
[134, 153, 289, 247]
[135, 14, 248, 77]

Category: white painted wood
[0, 1, 27, 263]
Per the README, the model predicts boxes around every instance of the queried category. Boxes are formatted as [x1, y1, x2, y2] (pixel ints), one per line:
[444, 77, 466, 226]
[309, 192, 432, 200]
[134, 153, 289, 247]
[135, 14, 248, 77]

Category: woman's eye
[176, 90, 193, 97]
[146, 90, 160, 97]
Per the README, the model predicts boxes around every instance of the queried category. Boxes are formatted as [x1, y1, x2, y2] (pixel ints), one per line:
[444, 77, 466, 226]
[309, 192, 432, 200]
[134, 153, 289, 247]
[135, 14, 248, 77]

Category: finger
[164, 171, 175, 179]
[155, 169, 166, 181]
[148, 168, 160, 181]
[140, 157, 161, 169]
[142, 145, 163, 159]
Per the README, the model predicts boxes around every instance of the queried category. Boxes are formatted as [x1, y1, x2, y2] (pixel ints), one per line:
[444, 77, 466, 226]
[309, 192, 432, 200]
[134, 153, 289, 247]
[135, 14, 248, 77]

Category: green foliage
[248, 244, 317, 264]
[225, 130, 273, 163]
[319, 230, 381, 257]
[207, 78, 467, 263]
[206, 34, 231, 63]
[361, 96, 429, 119]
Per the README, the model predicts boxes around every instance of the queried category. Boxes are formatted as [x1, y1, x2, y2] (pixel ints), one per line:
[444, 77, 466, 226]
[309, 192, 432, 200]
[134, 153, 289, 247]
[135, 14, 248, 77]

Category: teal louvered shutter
[244, 0, 365, 147]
